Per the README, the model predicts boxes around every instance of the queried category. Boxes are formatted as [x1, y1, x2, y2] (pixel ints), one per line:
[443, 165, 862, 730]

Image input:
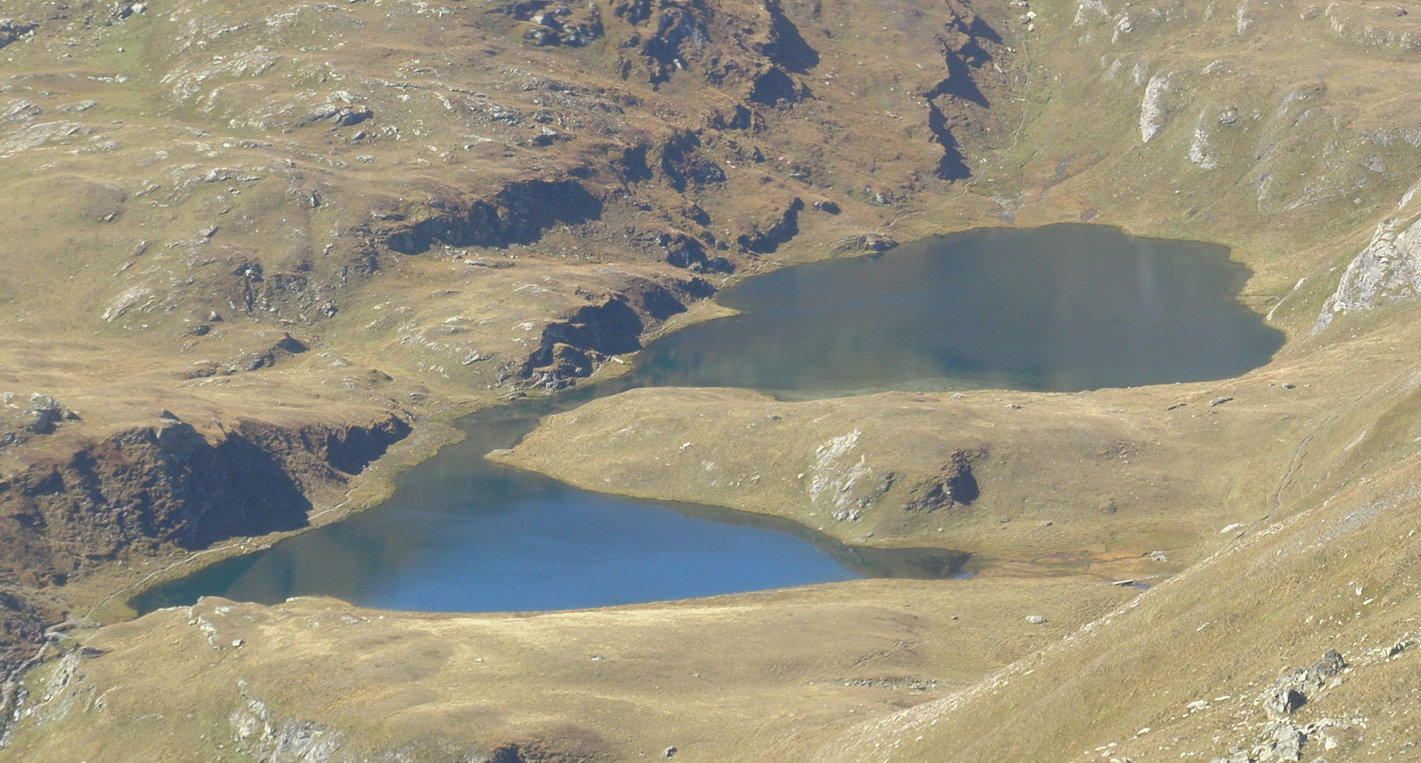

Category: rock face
[0, 413, 412, 588]
[1315, 213, 1421, 332]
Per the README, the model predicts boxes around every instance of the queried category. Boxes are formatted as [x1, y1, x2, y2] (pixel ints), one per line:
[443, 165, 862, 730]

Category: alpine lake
[132, 224, 1284, 615]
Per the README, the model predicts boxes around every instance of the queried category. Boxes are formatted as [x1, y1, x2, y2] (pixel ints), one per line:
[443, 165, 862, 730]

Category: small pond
[132, 224, 1282, 615]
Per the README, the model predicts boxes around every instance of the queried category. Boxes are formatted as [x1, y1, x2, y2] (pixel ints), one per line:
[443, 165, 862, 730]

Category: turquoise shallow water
[131, 224, 1282, 615]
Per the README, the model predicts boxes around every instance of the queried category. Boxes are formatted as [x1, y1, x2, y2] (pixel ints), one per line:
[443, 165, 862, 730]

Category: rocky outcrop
[735, 197, 803, 254]
[1139, 72, 1176, 143]
[1207, 651, 1350, 762]
[0, 393, 80, 445]
[615, 0, 714, 86]
[382, 179, 602, 254]
[0, 589, 44, 727]
[921, 1, 1003, 180]
[832, 234, 897, 253]
[0, 19, 36, 49]
[505, 0, 605, 47]
[904, 450, 980, 512]
[1262, 649, 1347, 719]
[520, 276, 712, 388]
[231, 685, 344, 763]
[658, 130, 726, 192]
[1315, 213, 1421, 332]
[657, 230, 733, 273]
[0, 412, 412, 586]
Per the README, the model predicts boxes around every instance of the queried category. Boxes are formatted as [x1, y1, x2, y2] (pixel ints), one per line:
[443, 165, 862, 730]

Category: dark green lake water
[131, 224, 1282, 615]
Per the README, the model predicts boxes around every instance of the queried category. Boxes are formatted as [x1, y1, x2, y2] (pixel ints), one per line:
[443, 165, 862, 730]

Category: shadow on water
[131, 224, 1281, 615]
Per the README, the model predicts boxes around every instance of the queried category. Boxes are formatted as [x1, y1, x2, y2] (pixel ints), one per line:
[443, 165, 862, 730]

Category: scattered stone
[664, 746, 677, 758]
[1025, 614, 1047, 624]
[1257, 719, 1305, 762]
[1209, 396, 1234, 406]
[1147, 550, 1168, 562]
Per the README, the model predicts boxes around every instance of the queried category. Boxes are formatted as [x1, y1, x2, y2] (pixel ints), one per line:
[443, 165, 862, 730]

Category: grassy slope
[5, 579, 1130, 762]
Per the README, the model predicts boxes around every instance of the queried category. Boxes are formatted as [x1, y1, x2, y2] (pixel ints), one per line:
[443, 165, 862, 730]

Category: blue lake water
[131, 224, 1282, 615]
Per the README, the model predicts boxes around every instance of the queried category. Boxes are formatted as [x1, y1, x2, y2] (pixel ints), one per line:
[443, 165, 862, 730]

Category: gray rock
[1139, 72, 1176, 142]
[1025, 614, 1047, 624]
[1316, 214, 1421, 332]
[1262, 650, 1347, 719]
